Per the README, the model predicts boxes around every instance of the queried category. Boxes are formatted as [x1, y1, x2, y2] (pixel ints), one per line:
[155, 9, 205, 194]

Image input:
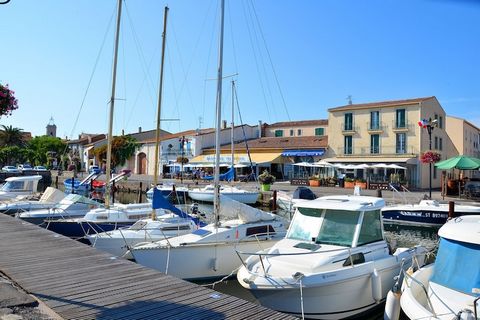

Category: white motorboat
[17, 193, 101, 225]
[86, 214, 198, 258]
[275, 186, 317, 214]
[130, 195, 287, 281]
[0, 187, 65, 215]
[146, 184, 189, 202]
[392, 215, 480, 320]
[382, 199, 480, 226]
[0, 175, 43, 201]
[236, 195, 427, 319]
[188, 184, 259, 204]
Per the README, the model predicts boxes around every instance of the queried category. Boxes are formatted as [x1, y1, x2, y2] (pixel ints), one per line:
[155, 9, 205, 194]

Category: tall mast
[152, 6, 169, 220]
[213, 0, 225, 226]
[105, 0, 122, 209]
[231, 80, 235, 169]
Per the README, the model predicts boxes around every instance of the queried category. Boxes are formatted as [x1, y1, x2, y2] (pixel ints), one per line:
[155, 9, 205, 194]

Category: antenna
[347, 95, 353, 105]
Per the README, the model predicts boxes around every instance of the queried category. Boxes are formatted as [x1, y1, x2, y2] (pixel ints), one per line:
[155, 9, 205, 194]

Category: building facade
[262, 120, 328, 138]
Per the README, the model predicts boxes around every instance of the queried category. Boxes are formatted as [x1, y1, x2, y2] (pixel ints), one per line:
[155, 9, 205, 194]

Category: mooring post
[137, 182, 143, 203]
[55, 176, 58, 189]
[272, 190, 277, 211]
[448, 201, 455, 219]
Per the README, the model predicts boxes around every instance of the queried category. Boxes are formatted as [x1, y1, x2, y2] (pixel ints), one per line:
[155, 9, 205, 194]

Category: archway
[137, 153, 147, 174]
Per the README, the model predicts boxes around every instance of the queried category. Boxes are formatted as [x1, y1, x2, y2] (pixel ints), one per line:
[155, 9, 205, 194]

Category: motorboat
[0, 187, 65, 215]
[382, 199, 480, 226]
[275, 186, 317, 213]
[188, 184, 259, 204]
[17, 193, 101, 225]
[130, 195, 287, 281]
[0, 175, 43, 201]
[389, 215, 480, 320]
[86, 190, 202, 257]
[236, 195, 427, 319]
[146, 184, 189, 202]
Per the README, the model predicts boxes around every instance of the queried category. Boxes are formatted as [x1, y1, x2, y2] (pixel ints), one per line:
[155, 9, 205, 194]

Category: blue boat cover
[430, 238, 480, 296]
[151, 187, 206, 227]
[281, 149, 325, 157]
[203, 166, 235, 181]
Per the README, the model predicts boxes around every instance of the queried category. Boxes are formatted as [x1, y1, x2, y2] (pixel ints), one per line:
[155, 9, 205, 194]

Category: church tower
[46, 117, 57, 137]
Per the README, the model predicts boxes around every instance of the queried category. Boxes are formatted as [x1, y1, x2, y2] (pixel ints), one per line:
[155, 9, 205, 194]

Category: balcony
[341, 123, 358, 135]
[336, 146, 419, 157]
[367, 122, 386, 133]
[392, 121, 413, 132]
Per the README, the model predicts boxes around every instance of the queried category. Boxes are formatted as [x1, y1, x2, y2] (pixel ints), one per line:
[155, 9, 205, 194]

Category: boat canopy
[430, 238, 480, 297]
[219, 195, 276, 223]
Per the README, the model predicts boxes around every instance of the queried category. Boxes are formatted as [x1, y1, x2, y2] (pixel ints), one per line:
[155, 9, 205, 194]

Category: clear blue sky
[1, 0, 480, 138]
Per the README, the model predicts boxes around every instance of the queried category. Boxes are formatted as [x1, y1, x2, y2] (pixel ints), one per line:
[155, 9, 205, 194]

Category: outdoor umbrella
[435, 155, 480, 170]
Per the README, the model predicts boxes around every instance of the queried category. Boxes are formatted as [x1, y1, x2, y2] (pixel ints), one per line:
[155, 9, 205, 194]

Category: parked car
[89, 165, 100, 174]
[33, 166, 48, 171]
[2, 166, 20, 173]
[18, 164, 33, 171]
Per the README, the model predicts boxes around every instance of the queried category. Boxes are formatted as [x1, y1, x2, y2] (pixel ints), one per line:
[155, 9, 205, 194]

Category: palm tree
[0, 125, 25, 147]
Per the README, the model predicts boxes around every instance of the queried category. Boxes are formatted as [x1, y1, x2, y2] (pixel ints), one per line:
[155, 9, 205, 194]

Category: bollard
[272, 190, 277, 211]
[448, 201, 455, 219]
[55, 176, 59, 189]
[376, 188, 382, 198]
[137, 182, 143, 203]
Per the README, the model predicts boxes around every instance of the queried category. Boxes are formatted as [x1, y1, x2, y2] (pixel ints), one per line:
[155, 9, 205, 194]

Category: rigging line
[246, 0, 277, 123]
[123, 2, 158, 114]
[240, 0, 273, 123]
[202, 0, 220, 128]
[166, 43, 182, 133]
[121, 15, 127, 132]
[227, 1, 239, 74]
[249, 0, 291, 121]
[62, 3, 116, 160]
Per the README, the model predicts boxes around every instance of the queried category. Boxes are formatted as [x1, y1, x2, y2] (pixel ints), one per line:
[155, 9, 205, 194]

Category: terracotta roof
[266, 119, 328, 128]
[328, 96, 436, 112]
[203, 135, 328, 152]
[141, 128, 216, 143]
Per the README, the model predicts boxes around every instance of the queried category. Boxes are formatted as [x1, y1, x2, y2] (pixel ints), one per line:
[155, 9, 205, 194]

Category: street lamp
[419, 118, 438, 199]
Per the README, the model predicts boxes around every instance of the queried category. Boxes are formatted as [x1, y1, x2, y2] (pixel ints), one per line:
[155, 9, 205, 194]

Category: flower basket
[261, 184, 271, 191]
[309, 179, 320, 187]
[258, 170, 275, 185]
[344, 180, 355, 189]
[355, 181, 367, 189]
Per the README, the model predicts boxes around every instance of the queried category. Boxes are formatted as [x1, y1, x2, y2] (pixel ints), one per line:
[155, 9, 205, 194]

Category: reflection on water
[384, 223, 440, 251]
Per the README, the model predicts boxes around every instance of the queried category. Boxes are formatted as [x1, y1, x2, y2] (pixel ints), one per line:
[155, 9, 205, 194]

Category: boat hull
[44, 220, 133, 241]
[382, 208, 480, 226]
[133, 239, 278, 281]
[188, 191, 259, 204]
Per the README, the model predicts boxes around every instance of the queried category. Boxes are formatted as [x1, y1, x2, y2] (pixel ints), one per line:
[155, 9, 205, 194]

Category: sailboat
[45, 1, 196, 243]
[130, 0, 287, 281]
[188, 81, 260, 205]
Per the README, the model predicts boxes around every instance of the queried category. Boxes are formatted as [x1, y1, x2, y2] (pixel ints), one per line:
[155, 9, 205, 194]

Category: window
[315, 209, 360, 247]
[396, 133, 406, 154]
[370, 134, 380, 154]
[286, 207, 323, 241]
[315, 127, 325, 136]
[274, 130, 283, 137]
[289, 129, 294, 137]
[357, 210, 383, 245]
[344, 113, 353, 131]
[344, 136, 353, 154]
[439, 138, 443, 151]
[396, 109, 406, 128]
[370, 111, 380, 130]
[246, 225, 275, 236]
[439, 116, 443, 129]
[297, 129, 302, 136]
[434, 136, 438, 150]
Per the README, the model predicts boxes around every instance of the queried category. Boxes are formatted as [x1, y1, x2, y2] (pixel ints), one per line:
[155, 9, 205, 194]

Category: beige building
[446, 116, 480, 158]
[262, 120, 328, 138]
[325, 96, 456, 189]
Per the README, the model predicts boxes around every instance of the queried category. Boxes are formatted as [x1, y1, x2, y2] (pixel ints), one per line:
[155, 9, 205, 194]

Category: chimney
[138, 126, 142, 133]
[222, 120, 227, 129]
[258, 120, 263, 138]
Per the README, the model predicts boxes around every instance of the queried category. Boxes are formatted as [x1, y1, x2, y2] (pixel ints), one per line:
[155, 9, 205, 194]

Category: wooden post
[55, 176, 58, 189]
[376, 188, 382, 198]
[137, 182, 143, 203]
[448, 201, 455, 219]
[272, 190, 277, 211]
[112, 180, 116, 204]
[71, 173, 75, 194]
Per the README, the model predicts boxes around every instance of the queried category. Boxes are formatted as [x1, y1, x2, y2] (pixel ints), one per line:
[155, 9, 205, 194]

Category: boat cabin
[287, 195, 386, 248]
[0, 175, 42, 198]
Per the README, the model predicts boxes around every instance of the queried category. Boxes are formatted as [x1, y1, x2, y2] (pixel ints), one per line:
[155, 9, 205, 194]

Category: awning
[322, 157, 416, 164]
[281, 149, 325, 157]
[189, 152, 282, 165]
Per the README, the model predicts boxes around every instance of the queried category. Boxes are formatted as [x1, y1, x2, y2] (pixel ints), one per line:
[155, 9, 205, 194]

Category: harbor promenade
[0, 213, 296, 320]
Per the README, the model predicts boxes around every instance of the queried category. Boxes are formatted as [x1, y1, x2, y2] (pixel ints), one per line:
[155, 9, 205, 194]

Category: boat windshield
[1, 181, 27, 192]
[286, 207, 360, 247]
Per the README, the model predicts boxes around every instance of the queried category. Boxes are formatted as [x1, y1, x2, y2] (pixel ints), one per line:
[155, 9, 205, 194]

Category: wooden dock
[0, 214, 296, 319]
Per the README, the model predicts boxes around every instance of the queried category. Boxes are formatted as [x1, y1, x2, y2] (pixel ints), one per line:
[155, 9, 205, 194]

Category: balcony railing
[336, 146, 419, 157]
[341, 123, 358, 134]
[162, 150, 194, 157]
[392, 121, 413, 131]
[366, 122, 387, 132]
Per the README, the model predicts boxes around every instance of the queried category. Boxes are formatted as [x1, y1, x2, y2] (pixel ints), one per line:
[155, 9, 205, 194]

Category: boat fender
[456, 309, 475, 320]
[371, 269, 382, 303]
[383, 290, 401, 320]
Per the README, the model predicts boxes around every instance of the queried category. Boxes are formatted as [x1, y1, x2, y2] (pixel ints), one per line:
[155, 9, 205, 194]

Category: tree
[27, 136, 68, 166]
[0, 83, 19, 118]
[93, 136, 138, 168]
[0, 125, 25, 147]
[0, 146, 33, 166]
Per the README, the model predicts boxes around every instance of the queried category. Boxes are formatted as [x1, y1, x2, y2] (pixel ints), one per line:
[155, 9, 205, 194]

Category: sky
[1, 0, 480, 139]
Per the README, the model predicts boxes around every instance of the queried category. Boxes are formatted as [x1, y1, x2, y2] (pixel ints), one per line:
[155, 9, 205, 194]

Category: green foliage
[0, 146, 33, 166]
[0, 125, 25, 147]
[93, 136, 139, 168]
[176, 156, 189, 164]
[258, 170, 275, 185]
[27, 135, 68, 166]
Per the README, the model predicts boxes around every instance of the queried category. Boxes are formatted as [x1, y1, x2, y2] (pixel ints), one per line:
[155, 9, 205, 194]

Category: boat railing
[234, 235, 389, 277]
[401, 267, 437, 317]
[389, 183, 421, 205]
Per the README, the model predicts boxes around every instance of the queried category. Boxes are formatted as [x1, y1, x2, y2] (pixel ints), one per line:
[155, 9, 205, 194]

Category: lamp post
[179, 136, 185, 183]
[420, 118, 438, 199]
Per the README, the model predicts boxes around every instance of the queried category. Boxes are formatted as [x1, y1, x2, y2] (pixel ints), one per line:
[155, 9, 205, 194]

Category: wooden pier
[0, 214, 296, 319]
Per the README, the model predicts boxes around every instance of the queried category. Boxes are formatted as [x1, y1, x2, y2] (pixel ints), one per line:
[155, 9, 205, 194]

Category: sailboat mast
[231, 80, 235, 169]
[105, 0, 122, 209]
[151, 6, 169, 220]
[214, 0, 225, 225]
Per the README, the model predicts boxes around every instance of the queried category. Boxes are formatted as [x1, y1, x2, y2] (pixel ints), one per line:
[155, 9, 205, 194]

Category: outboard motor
[293, 187, 317, 200]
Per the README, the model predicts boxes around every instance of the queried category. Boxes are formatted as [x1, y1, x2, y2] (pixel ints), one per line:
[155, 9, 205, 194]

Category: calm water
[115, 191, 440, 319]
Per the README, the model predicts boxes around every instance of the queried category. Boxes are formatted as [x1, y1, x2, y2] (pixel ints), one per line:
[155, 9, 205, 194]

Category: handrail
[402, 268, 437, 318]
